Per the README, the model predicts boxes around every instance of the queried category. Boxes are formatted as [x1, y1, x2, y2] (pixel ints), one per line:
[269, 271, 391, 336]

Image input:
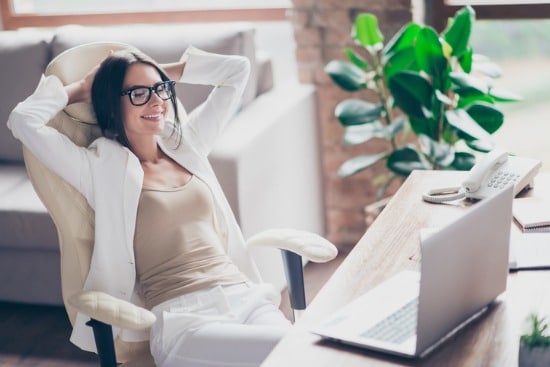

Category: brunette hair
[91, 49, 181, 150]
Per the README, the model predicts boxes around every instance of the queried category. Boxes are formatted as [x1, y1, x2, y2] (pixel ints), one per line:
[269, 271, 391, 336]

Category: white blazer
[7, 46, 261, 352]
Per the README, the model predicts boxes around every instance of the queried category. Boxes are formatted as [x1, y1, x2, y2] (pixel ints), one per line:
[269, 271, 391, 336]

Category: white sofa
[0, 22, 324, 305]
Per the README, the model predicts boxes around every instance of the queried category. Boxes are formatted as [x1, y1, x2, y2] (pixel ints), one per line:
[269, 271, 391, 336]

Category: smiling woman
[0, 0, 290, 29]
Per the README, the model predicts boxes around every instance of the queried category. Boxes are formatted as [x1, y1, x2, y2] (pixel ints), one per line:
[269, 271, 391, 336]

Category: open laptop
[311, 184, 514, 358]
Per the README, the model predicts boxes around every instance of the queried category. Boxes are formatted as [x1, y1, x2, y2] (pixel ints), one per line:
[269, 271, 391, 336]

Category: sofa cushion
[0, 30, 53, 163]
[0, 165, 58, 251]
[51, 23, 258, 113]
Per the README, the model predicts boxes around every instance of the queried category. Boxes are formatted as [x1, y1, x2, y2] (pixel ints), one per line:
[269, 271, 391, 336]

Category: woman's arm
[7, 75, 94, 202]
[161, 61, 186, 82]
[176, 46, 251, 156]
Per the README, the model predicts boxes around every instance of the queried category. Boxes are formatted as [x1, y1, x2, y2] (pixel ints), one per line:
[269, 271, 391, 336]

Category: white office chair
[22, 42, 337, 367]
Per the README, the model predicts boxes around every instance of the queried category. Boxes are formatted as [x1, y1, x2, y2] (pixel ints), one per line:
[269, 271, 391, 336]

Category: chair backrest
[22, 42, 173, 364]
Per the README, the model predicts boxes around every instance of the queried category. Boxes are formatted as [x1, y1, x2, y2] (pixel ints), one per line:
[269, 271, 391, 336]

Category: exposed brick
[295, 46, 322, 64]
[287, 8, 312, 28]
[312, 9, 352, 31]
[323, 28, 355, 47]
[291, 0, 318, 8]
[294, 27, 322, 46]
[314, 0, 348, 9]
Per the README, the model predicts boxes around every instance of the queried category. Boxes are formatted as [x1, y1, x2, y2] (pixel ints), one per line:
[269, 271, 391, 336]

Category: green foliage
[325, 6, 520, 199]
[521, 314, 550, 348]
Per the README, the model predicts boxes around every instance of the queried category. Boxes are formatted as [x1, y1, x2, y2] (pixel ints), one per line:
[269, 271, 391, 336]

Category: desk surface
[262, 170, 550, 367]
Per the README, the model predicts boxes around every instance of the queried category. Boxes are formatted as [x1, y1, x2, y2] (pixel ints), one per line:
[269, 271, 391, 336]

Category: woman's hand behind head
[65, 63, 101, 105]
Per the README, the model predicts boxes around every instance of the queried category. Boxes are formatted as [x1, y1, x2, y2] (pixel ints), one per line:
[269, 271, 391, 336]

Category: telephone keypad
[487, 171, 520, 190]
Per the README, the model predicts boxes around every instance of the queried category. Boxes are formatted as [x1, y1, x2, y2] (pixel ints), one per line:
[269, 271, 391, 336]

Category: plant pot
[519, 344, 550, 367]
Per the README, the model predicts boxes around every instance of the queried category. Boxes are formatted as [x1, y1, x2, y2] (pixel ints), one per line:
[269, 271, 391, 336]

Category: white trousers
[149, 283, 291, 367]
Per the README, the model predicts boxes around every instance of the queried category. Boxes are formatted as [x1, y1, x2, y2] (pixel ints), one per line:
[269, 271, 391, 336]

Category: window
[426, 0, 550, 31]
[471, 18, 550, 171]
[426, 1, 550, 171]
[1, 0, 290, 29]
[10, 0, 291, 14]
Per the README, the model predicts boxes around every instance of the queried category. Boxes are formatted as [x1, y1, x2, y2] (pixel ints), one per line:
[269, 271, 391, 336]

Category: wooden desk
[262, 170, 550, 367]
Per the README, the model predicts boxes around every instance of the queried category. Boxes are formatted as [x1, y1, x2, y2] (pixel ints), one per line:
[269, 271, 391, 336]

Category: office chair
[21, 42, 337, 367]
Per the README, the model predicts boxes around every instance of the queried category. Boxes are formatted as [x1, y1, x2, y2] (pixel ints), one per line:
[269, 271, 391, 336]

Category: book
[513, 197, 550, 233]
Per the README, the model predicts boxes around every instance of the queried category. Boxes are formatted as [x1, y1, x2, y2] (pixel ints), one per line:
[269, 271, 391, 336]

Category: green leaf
[443, 5, 475, 57]
[338, 153, 387, 177]
[325, 60, 367, 92]
[409, 116, 438, 139]
[344, 47, 370, 70]
[457, 93, 495, 108]
[445, 109, 492, 141]
[415, 27, 447, 80]
[448, 151, 476, 170]
[346, 117, 406, 144]
[466, 103, 504, 134]
[383, 22, 421, 58]
[389, 71, 433, 119]
[473, 58, 502, 78]
[450, 71, 489, 94]
[383, 116, 407, 138]
[387, 146, 431, 176]
[435, 90, 453, 106]
[353, 13, 384, 50]
[335, 99, 384, 126]
[465, 139, 494, 152]
[342, 121, 384, 145]
[418, 134, 455, 167]
[489, 88, 523, 102]
[383, 47, 418, 79]
[458, 46, 473, 73]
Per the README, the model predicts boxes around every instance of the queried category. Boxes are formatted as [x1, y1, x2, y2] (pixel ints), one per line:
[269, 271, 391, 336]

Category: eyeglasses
[120, 80, 176, 106]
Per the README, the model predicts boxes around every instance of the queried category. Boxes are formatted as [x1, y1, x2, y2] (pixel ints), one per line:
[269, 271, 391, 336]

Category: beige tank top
[134, 175, 248, 309]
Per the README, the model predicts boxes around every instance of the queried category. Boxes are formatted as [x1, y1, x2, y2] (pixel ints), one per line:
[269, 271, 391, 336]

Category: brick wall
[288, 0, 413, 247]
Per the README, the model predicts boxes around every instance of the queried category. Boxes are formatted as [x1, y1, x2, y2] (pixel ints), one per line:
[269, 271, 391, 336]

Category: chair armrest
[68, 290, 156, 331]
[246, 228, 338, 263]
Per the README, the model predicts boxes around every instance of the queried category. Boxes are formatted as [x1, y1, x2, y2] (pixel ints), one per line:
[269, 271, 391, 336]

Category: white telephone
[423, 149, 542, 204]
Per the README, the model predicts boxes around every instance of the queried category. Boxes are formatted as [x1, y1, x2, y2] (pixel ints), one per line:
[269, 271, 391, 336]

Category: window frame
[0, 0, 289, 30]
[426, 0, 550, 31]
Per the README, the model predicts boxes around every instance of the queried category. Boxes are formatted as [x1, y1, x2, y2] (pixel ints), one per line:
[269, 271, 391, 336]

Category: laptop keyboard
[360, 298, 419, 344]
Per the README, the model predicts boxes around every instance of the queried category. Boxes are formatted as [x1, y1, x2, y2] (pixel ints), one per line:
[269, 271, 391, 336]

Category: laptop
[311, 184, 514, 358]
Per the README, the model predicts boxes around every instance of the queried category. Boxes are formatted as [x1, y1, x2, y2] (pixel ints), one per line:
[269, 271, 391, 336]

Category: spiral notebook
[513, 197, 550, 233]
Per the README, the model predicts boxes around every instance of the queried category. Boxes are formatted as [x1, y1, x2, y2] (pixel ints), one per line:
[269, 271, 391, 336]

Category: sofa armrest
[209, 81, 324, 289]
[68, 290, 156, 331]
[210, 81, 323, 237]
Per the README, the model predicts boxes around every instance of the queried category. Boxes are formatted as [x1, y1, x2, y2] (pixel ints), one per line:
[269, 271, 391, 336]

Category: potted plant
[325, 6, 520, 201]
[519, 313, 550, 366]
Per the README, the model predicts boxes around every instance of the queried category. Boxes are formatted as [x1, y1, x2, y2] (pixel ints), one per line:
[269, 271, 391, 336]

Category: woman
[7, 45, 290, 367]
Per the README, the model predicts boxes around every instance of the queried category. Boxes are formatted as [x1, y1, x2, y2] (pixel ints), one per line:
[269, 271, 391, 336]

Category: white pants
[149, 283, 291, 367]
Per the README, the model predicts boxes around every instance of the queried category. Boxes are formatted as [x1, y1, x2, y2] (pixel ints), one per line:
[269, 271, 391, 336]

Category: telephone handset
[423, 149, 542, 204]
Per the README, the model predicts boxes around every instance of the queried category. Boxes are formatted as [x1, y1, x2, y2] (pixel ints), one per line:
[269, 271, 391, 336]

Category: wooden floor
[0, 246, 350, 367]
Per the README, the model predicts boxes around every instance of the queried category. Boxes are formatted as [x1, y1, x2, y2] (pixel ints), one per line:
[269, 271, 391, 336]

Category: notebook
[508, 224, 550, 270]
[513, 196, 550, 233]
[311, 185, 514, 358]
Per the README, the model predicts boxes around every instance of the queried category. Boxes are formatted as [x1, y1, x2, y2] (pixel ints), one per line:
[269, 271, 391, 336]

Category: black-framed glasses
[120, 80, 176, 106]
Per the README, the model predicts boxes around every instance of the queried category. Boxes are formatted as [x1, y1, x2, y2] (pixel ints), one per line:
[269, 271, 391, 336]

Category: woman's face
[120, 63, 169, 140]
